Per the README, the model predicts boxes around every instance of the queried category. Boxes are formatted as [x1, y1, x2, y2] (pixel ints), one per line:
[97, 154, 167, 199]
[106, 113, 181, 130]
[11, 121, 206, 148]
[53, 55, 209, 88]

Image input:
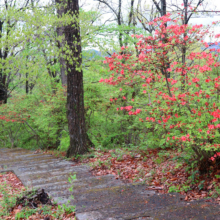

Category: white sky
[82, 1, 220, 22]
[38, 0, 220, 28]
[81, 0, 220, 42]
[38, 0, 220, 43]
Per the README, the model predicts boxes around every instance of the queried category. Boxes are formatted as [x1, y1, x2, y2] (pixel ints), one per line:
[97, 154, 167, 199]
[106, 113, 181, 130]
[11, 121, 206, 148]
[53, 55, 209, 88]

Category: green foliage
[0, 85, 67, 150]
[1, 0, 219, 175]
[0, 181, 75, 219]
[0, 0, 151, 153]
[84, 64, 147, 148]
[96, 16, 220, 169]
[168, 185, 180, 193]
[0, 182, 18, 216]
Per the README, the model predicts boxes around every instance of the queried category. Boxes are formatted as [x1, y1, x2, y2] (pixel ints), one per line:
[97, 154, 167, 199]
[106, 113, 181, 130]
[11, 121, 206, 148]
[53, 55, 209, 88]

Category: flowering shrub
[100, 14, 220, 162]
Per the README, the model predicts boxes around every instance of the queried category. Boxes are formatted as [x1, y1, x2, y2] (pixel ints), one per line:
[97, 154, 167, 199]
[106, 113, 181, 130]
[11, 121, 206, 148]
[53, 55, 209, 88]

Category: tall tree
[62, 0, 88, 157]
[0, 0, 38, 104]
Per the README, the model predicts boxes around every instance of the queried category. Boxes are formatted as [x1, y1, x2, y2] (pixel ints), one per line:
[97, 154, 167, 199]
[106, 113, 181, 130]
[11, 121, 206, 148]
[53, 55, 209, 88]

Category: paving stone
[52, 196, 73, 205]
[33, 181, 71, 190]
[0, 156, 56, 170]
[16, 161, 72, 172]
[18, 167, 77, 177]
[147, 201, 220, 220]
[24, 174, 75, 187]
[76, 211, 104, 220]
[48, 175, 124, 197]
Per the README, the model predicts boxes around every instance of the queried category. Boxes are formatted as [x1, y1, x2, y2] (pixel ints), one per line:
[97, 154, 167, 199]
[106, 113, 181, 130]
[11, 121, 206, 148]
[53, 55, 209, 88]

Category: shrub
[99, 14, 220, 165]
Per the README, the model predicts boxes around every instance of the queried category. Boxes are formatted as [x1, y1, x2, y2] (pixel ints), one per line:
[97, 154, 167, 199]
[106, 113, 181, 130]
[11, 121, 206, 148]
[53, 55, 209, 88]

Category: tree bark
[62, 0, 88, 157]
[118, 0, 123, 47]
[0, 20, 7, 104]
[0, 74, 7, 104]
[26, 72, 29, 94]
[161, 0, 167, 19]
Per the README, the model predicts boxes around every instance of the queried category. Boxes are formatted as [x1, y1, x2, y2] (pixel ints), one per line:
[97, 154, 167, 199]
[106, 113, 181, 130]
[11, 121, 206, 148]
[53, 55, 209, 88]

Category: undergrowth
[0, 173, 76, 219]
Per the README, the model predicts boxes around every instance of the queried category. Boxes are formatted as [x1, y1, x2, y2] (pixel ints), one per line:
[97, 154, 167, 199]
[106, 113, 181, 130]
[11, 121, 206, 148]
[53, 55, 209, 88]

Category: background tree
[93, 0, 145, 54]
[0, 0, 44, 104]
[61, 0, 89, 157]
[0, 0, 33, 103]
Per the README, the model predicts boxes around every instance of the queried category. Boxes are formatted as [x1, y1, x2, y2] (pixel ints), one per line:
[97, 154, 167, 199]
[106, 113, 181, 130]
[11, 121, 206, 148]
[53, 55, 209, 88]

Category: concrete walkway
[0, 148, 220, 220]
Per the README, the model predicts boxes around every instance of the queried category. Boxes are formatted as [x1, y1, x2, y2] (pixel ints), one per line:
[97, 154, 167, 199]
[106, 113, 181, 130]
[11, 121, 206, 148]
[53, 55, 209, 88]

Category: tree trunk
[0, 71, 7, 104]
[118, 0, 123, 47]
[0, 86, 7, 104]
[0, 19, 7, 104]
[62, 0, 88, 157]
[26, 72, 29, 94]
[161, 0, 167, 19]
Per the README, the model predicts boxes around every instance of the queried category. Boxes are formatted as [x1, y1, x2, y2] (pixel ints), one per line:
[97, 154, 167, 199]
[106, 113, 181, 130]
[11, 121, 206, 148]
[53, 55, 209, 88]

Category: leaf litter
[69, 147, 220, 204]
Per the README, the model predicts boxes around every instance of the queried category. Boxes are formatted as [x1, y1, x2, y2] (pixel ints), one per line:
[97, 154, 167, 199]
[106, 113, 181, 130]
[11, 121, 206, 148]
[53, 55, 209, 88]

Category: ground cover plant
[0, 172, 75, 219]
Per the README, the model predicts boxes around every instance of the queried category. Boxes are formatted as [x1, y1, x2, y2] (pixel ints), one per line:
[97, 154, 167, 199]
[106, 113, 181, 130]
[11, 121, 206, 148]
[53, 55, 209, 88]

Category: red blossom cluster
[210, 152, 220, 161]
[0, 111, 26, 123]
[99, 14, 220, 158]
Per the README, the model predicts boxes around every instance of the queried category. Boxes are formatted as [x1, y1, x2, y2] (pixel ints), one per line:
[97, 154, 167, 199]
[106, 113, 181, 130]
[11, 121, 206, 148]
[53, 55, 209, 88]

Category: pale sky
[37, 0, 220, 43]
[81, 1, 220, 25]
[38, 0, 220, 28]
[81, 0, 220, 42]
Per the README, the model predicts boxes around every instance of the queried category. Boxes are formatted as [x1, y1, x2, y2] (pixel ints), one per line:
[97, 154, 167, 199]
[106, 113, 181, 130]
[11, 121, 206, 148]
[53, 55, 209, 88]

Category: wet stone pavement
[0, 148, 220, 220]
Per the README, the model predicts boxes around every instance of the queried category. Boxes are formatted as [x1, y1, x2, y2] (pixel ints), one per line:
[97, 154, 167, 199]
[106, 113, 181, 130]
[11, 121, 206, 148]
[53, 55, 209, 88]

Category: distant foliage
[0, 85, 67, 150]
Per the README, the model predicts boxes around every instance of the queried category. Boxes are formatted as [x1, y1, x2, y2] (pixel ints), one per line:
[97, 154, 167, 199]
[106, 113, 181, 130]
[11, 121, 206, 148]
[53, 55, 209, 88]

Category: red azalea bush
[100, 14, 220, 166]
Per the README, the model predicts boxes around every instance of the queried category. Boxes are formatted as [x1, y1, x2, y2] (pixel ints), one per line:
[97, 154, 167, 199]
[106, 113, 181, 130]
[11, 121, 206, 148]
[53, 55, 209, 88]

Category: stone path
[1, 148, 220, 220]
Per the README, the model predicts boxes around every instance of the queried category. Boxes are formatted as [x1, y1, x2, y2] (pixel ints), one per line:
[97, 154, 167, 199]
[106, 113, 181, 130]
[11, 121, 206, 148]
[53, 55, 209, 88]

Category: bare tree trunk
[62, 0, 88, 157]
[161, 0, 167, 20]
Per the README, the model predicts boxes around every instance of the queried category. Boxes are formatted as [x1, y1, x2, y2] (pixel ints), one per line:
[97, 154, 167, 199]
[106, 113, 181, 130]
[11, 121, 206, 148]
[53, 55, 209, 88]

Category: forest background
[1, 0, 220, 187]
